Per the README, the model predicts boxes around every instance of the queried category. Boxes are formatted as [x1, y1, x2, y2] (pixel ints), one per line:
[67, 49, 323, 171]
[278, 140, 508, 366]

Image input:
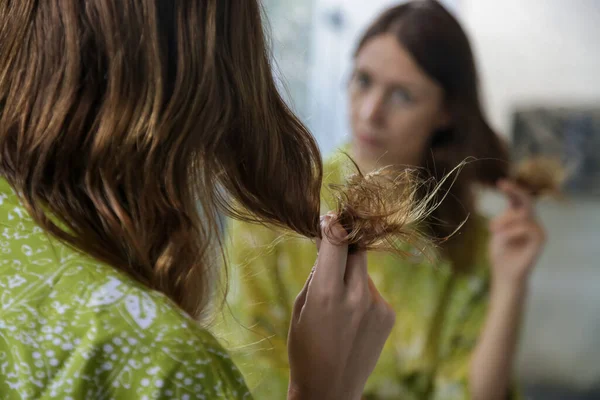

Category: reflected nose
[359, 90, 386, 125]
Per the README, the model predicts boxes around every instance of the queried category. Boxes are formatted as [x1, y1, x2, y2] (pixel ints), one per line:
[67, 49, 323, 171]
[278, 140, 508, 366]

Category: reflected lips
[356, 133, 382, 147]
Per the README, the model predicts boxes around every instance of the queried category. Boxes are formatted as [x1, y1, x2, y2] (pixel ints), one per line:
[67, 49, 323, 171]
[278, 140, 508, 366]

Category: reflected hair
[357, 1, 562, 269]
[356, 1, 540, 269]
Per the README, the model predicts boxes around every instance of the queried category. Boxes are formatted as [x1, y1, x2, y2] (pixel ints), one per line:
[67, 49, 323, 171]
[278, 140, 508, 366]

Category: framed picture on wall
[511, 106, 600, 197]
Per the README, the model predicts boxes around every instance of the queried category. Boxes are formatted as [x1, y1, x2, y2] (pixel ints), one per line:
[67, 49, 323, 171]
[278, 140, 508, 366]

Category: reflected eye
[353, 72, 371, 90]
[390, 88, 412, 105]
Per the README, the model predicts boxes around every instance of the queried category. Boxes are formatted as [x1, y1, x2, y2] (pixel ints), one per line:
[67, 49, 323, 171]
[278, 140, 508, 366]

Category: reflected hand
[489, 180, 546, 290]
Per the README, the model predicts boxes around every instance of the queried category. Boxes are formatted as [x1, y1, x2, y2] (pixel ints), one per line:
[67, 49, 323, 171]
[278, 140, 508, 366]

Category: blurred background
[262, 0, 600, 398]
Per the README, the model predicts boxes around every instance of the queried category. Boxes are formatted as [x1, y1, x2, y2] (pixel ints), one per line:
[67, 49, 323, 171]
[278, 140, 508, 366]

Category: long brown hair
[355, 0, 509, 270]
[0, 0, 327, 318]
[0, 1, 434, 319]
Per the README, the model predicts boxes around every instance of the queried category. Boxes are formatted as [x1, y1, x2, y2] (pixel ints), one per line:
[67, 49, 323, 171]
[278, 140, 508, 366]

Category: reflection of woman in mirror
[226, 1, 546, 399]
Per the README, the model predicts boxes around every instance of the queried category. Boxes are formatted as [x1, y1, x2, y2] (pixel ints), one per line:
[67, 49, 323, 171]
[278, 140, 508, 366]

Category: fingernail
[320, 214, 331, 229]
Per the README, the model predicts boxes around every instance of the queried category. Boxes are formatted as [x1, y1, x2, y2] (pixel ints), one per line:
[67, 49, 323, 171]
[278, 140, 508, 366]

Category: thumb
[292, 264, 316, 324]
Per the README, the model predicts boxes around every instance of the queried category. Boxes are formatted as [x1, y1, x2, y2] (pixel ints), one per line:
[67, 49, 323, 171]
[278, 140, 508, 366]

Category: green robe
[0, 178, 251, 400]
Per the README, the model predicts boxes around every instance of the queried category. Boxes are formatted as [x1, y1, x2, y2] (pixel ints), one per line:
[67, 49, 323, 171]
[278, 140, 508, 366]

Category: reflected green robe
[219, 153, 518, 399]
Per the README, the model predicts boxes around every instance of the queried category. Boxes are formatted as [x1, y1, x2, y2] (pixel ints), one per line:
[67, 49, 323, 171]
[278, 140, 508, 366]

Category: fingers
[367, 276, 396, 331]
[345, 250, 368, 288]
[292, 262, 316, 324]
[367, 276, 387, 305]
[497, 179, 534, 213]
[292, 229, 328, 324]
[496, 224, 531, 242]
[308, 214, 395, 335]
[312, 215, 349, 293]
[493, 179, 541, 234]
[491, 213, 547, 261]
[497, 221, 546, 243]
[489, 208, 522, 232]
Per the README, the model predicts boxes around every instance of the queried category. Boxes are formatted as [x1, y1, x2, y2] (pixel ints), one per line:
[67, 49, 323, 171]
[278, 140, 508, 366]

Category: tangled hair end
[324, 157, 468, 258]
[512, 156, 567, 198]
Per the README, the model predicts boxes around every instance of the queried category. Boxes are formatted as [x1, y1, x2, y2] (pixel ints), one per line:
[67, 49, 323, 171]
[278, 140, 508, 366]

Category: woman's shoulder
[0, 253, 251, 398]
[0, 181, 250, 398]
[85, 270, 251, 397]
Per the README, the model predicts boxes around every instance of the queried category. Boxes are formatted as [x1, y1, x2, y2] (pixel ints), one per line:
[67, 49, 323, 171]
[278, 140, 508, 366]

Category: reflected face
[349, 34, 449, 170]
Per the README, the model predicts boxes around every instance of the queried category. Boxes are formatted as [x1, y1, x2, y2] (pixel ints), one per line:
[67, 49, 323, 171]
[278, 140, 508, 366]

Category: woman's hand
[489, 179, 546, 291]
[287, 215, 395, 400]
[471, 180, 546, 400]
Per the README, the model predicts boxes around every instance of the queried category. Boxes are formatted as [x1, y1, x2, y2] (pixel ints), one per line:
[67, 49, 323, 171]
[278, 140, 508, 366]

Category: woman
[224, 1, 545, 399]
[0, 1, 402, 399]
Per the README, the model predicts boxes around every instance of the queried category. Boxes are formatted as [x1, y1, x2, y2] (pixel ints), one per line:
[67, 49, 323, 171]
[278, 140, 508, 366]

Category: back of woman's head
[0, 0, 322, 317]
[356, 1, 509, 266]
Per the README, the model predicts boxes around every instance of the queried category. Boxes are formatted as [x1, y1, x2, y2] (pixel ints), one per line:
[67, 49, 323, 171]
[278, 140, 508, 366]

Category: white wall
[307, 0, 396, 155]
[460, 0, 600, 135]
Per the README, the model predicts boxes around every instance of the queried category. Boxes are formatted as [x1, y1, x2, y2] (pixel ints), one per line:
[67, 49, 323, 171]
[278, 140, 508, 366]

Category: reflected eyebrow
[353, 66, 421, 93]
